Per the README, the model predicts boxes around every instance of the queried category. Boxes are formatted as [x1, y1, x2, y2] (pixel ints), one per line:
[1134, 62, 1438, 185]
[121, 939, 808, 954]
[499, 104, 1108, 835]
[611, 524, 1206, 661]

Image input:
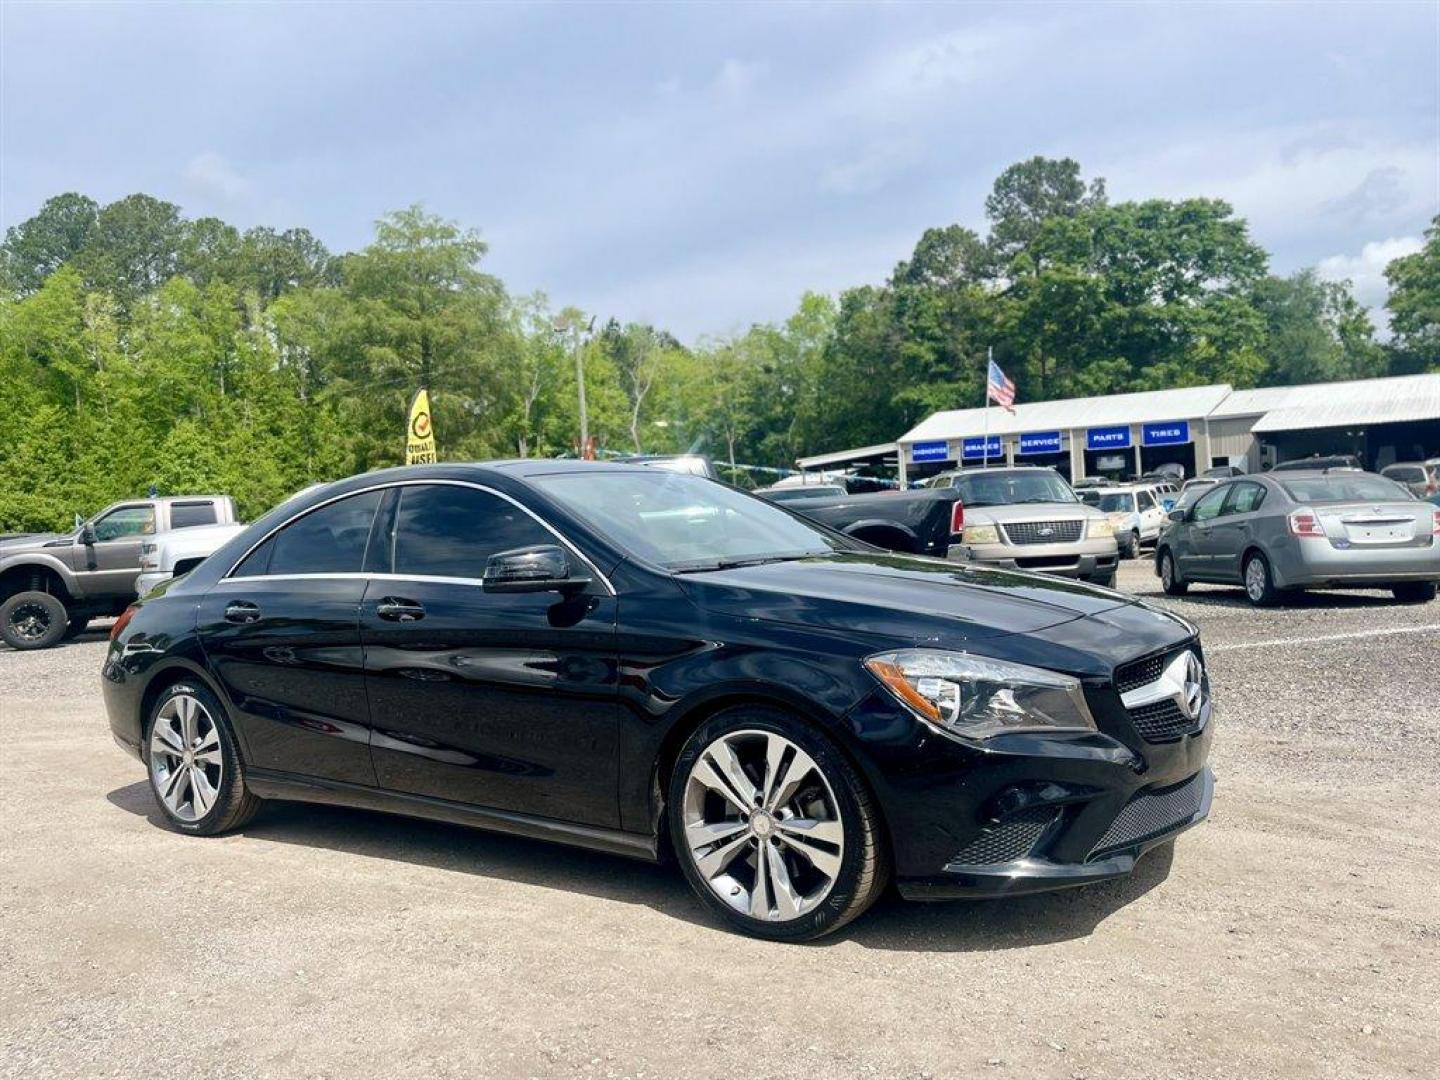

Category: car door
[361, 481, 623, 828]
[1178, 484, 1230, 579]
[71, 503, 156, 597]
[196, 488, 384, 786]
[1137, 489, 1165, 540]
[1207, 481, 1267, 581]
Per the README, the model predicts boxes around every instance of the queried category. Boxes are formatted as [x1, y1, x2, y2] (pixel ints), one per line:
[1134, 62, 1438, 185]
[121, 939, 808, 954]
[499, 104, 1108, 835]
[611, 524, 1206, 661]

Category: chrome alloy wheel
[8, 601, 53, 642]
[1245, 557, 1266, 602]
[681, 729, 845, 922]
[148, 693, 223, 822]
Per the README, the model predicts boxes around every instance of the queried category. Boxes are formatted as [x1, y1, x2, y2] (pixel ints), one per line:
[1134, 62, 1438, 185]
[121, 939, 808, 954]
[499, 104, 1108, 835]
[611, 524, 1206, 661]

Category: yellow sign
[405, 388, 437, 465]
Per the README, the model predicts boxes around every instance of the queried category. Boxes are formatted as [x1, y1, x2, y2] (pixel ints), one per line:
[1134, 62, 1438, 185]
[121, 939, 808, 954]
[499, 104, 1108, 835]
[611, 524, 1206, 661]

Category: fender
[841, 519, 919, 544]
[0, 551, 83, 598]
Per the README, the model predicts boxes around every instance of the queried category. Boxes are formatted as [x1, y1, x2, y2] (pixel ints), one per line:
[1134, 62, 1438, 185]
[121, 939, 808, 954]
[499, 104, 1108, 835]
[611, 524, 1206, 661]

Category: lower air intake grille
[1089, 772, 1207, 860]
[948, 807, 1057, 866]
[1129, 699, 1201, 741]
[1003, 519, 1084, 545]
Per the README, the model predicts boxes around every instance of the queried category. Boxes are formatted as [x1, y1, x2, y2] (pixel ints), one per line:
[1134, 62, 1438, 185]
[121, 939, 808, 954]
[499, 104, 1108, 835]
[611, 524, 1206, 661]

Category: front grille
[1089, 772, 1207, 860]
[947, 807, 1058, 866]
[1129, 699, 1199, 741]
[1002, 519, 1083, 545]
[1115, 651, 1169, 695]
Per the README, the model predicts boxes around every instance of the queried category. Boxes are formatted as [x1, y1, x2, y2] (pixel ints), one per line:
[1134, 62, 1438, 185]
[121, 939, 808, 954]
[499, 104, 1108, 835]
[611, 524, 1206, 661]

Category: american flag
[987, 358, 1016, 413]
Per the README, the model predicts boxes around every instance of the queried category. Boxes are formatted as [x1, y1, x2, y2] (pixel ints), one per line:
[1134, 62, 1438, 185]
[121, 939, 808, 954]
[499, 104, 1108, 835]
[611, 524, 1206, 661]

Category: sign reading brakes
[405, 388, 437, 465]
[962, 435, 1003, 460]
[1017, 431, 1062, 456]
[910, 440, 951, 463]
[1142, 420, 1191, 446]
[1086, 425, 1131, 451]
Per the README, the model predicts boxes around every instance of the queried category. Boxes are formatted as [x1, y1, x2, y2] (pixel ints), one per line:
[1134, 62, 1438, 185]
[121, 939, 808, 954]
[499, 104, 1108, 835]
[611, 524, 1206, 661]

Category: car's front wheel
[1392, 582, 1437, 603]
[669, 706, 888, 941]
[146, 681, 261, 836]
[0, 590, 68, 650]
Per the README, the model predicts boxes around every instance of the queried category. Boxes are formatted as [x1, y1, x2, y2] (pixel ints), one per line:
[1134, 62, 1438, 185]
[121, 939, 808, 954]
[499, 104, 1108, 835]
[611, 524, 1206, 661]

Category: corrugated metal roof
[899, 384, 1233, 444]
[795, 442, 897, 469]
[1249, 373, 1440, 432]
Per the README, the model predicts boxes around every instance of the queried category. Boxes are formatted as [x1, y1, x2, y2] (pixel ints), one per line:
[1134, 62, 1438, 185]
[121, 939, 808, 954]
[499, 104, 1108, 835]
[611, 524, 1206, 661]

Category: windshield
[534, 470, 853, 570]
[1096, 492, 1136, 513]
[950, 471, 1077, 507]
[1383, 466, 1424, 482]
[1278, 475, 1413, 503]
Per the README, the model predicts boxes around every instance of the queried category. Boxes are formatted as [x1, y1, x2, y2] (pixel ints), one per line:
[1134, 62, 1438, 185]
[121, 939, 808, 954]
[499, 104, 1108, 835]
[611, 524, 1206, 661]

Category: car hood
[678, 551, 1136, 645]
[963, 501, 1106, 524]
[0, 531, 70, 553]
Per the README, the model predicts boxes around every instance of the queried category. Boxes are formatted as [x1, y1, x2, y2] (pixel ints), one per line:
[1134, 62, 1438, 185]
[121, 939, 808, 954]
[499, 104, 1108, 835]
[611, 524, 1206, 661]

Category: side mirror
[482, 544, 591, 595]
[80, 523, 98, 545]
[1167, 509, 1186, 523]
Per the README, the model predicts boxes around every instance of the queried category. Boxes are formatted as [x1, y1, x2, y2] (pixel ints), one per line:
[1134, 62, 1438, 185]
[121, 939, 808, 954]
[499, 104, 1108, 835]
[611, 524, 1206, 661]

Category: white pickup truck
[136, 521, 248, 596]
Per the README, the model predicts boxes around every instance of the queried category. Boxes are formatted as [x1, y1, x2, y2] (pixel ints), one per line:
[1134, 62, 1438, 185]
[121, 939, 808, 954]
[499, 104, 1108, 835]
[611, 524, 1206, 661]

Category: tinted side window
[264, 491, 384, 575]
[1191, 486, 1229, 522]
[169, 502, 217, 529]
[391, 485, 554, 578]
[94, 505, 156, 541]
[1138, 491, 1157, 511]
[1227, 483, 1266, 515]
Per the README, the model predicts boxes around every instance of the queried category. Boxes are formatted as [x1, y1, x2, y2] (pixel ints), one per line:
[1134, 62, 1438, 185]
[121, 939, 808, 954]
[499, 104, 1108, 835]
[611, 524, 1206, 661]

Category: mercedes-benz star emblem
[1182, 651, 1205, 719]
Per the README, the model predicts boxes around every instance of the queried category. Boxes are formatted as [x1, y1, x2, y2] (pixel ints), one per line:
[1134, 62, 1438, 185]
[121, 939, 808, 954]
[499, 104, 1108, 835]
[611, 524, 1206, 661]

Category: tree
[1253, 271, 1385, 385]
[1, 193, 100, 296]
[985, 157, 1106, 267]
[603, 321, 672, 452]
[77, 194, 185, 301]
[1385, 214, 1440, 370]
[237, 226, 335, 301]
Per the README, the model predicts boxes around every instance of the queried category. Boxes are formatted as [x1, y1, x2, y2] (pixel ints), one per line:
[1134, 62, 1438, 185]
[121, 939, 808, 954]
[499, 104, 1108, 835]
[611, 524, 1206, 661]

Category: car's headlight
[962, 524, 1000, 544]
[1087, 517, 1115, 538]
[864, 649, 1097, 740]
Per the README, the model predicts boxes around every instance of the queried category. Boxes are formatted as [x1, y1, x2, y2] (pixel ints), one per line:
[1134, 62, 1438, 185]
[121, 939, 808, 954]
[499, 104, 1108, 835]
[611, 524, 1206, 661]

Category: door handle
[224, 601, 261, 624]
[376, 597, 426, 622]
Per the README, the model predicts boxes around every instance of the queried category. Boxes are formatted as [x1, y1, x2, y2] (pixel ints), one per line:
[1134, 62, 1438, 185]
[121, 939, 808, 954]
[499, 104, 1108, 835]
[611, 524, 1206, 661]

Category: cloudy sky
[2, 1, 1436, 340]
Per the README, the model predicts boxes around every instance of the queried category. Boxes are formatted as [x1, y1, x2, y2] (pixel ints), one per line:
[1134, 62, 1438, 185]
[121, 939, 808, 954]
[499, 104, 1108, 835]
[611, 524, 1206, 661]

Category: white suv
[1082, 484, 1169, 559]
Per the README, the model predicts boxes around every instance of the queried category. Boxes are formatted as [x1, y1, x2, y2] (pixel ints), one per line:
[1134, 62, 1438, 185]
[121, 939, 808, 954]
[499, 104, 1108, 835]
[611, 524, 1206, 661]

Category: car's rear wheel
[146, 682, 261, 836]
[1159, 550, 1187, 596]
[1392, 582, 1437, 604]
[0, 591, 68, 650]
[669, 706, 888, 941]
[1243, 551, 1281, 607]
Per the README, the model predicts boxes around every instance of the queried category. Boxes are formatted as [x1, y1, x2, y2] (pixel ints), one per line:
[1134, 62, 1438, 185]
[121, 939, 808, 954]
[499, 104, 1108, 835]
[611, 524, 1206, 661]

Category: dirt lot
[2, 562, 1438, 1079]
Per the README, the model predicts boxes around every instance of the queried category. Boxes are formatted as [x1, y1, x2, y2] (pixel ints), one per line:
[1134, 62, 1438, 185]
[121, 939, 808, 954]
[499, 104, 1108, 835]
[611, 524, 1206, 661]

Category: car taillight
[110, 605, 138, 641]
[950, 500, 964, 535]
[1287, 509, 1327, 539]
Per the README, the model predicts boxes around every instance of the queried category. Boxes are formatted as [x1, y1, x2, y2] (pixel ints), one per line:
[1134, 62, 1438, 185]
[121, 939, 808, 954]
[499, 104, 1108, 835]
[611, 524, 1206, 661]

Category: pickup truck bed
[778, 488, 960, 558]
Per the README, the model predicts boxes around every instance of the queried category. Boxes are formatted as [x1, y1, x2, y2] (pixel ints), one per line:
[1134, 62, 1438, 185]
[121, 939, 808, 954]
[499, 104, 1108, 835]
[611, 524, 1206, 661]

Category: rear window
[169, 501, 217, 528]
[1383, 466, 1425, 483]
[1278, 475, 1412, 503]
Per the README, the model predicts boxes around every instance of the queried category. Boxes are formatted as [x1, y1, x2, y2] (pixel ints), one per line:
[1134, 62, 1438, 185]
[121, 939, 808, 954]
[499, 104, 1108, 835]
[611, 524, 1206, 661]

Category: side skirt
[246, 769, 660, 863]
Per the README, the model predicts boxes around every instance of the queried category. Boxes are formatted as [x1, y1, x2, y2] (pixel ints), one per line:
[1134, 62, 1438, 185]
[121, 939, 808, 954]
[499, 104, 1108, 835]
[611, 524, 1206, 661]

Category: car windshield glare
[1097, 493, 1134, 513]
[534, 470, 850, 570]
[952, 471, 1076, 507]
[1278, 475, 1412, 503]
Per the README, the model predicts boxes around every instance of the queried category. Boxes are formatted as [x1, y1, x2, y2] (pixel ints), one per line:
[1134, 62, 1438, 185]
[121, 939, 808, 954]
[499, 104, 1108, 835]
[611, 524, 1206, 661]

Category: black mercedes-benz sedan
[104, 461, 1213, 941]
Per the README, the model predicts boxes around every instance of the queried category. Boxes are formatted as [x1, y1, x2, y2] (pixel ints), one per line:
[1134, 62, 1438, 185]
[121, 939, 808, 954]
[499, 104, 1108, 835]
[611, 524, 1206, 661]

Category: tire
[1392, 582, 1437, 604]
[1159, 550, 1188, 596]
[668, 705, 889, 942]
[1124, 532, 1141, 560]
[1090, 571, 1117, 590]
[145, 681, 261, 836]
[1242, 551, 1281, 607]
[0, 590, 69, 650]
[63, 616, 90, 640]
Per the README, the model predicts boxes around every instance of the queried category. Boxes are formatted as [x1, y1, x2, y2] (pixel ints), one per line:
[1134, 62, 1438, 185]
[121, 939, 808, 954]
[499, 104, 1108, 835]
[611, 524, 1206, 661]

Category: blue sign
[910, 440, 951, 463]
[1017, 431, 1063, 456]
[1142, 420, 1191, 446]
[961, 435, 1003, 460]
[1086, 425, 1132, 451]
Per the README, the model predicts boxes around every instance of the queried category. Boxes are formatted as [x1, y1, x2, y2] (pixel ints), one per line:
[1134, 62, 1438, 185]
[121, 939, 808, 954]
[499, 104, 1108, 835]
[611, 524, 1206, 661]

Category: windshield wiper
[670, 553, 821, 573]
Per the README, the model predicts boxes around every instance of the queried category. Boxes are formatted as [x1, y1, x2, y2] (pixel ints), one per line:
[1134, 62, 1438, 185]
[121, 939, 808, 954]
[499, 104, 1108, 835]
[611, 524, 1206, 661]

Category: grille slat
[1115, 652, 1168, 695]
[1129, 699, 1198, 741]
[948, 807, 1058, 866]
[1089, 772, 1207, 860]
[1002, 519, 1083, 546]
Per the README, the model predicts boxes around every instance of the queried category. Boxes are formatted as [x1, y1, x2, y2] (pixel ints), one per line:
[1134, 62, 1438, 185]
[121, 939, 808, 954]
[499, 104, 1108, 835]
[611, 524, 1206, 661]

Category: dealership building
[796, 372, 1440, 484]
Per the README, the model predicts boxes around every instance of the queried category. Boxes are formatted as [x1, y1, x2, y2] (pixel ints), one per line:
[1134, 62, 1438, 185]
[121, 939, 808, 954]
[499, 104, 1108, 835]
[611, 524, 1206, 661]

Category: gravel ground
[2, 564, 1438, 1079]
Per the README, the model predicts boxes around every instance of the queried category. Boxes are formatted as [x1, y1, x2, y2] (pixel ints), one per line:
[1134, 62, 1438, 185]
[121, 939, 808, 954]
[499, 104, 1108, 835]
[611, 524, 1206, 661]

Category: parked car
[1271, 454, 1361, 472]
[1156, 471, 1440, 606]
[136, 522, 248, 595]
[1086, 484, 1169, 559]
[1174, 479, 1219, 511]
[781, 486, 962, 557]
[922, 466, 1119, 586]
[1203, 465, 1246, 479]
[755, 484, 848, 504]
[0, 495, 238, 650]
[618, 454, 719, 480]
[104, 461, 1213, 941]
[1380, 461, 1439, 499]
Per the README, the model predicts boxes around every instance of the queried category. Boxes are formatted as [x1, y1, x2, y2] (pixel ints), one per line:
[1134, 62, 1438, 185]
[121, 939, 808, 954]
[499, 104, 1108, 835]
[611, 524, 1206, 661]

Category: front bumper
[947, 536, 1119, 579]
[134, 571, 171, 597]
[897, 767, 1213, 900]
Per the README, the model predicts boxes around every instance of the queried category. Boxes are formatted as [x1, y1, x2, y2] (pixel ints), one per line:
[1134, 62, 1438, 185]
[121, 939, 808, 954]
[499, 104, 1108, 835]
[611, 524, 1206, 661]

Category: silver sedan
[1155, 470, 1440, 606]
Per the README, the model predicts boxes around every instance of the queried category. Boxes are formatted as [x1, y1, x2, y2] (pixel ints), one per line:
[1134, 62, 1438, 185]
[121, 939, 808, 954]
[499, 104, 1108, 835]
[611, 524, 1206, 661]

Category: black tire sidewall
[1160, 550, 1186, 595]
[145, 680, 248, 835]
[668, 707, 875, 942]
[1, 591, 69, 650]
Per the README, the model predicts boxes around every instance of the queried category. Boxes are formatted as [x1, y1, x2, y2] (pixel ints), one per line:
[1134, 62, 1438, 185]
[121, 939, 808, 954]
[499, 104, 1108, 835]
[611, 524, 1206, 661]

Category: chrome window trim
[222, 479, 615, 595]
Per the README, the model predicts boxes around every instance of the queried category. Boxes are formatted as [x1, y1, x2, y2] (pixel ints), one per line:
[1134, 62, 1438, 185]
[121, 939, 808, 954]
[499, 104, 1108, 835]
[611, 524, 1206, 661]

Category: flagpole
[982, 346, 991, 469]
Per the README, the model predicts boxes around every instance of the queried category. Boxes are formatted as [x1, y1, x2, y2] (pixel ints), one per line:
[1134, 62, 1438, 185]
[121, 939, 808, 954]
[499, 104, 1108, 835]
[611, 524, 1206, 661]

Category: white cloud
[711, 58, 757, 104]
[181, 151, 252, 206]
[819, 137, 924, 196]
[1316, 234, 1424, 335]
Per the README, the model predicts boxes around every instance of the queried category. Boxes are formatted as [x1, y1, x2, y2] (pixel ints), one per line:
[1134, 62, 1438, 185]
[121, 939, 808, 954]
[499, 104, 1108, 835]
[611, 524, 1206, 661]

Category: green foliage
[0, 161, 1420, 531]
